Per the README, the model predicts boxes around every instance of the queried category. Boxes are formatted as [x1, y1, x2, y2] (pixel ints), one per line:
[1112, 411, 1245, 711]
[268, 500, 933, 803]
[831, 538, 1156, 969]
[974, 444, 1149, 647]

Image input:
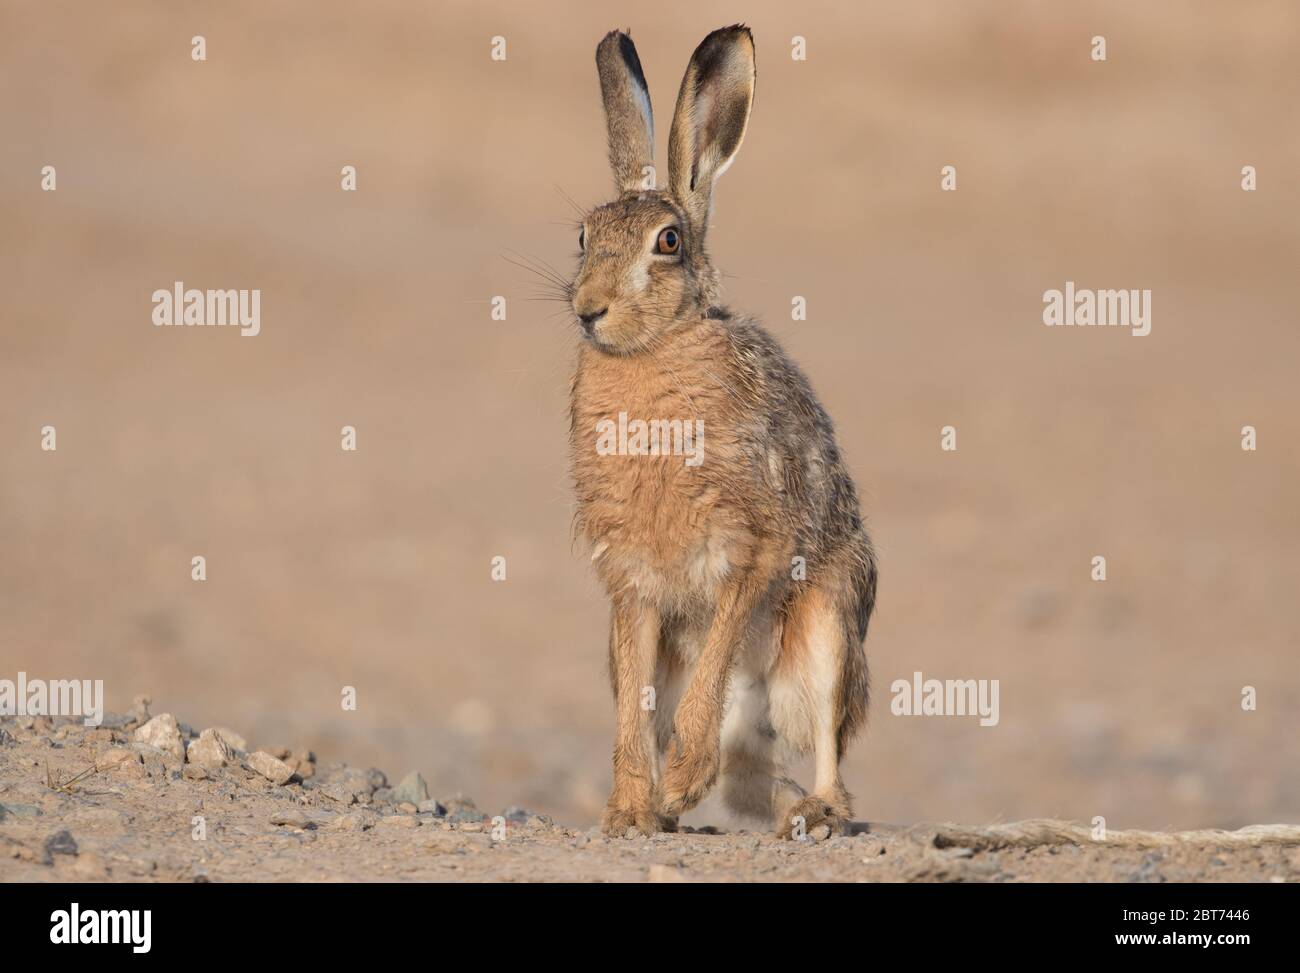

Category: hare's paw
[601, 802, 663, 838]
[778, 795, 848, 841]
[659, 738, 719, 817]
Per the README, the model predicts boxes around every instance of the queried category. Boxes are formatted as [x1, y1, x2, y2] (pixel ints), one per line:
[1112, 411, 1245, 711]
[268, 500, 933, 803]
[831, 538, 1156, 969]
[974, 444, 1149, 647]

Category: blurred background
[2, 1, 1297, 831]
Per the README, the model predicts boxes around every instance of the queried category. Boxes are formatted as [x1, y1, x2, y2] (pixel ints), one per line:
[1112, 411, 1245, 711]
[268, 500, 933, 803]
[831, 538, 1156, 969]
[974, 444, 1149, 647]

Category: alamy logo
[152, 281, 261, 336]
[596, 411, 705, 467]
[50, 904, 151, 953]
[0, 672, 103, 726]
[890, 671, 1000, 727]
[1043, 281, 1151, 336]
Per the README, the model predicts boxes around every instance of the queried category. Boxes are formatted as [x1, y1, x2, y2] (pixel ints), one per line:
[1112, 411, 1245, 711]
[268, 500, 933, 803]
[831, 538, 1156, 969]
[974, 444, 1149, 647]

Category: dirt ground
[1, 0, 1298, 862]
[3, 710, 1298, 882]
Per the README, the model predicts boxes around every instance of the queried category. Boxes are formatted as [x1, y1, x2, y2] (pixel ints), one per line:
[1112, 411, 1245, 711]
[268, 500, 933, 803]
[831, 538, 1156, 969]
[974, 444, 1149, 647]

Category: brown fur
[568, 26, 877, 838]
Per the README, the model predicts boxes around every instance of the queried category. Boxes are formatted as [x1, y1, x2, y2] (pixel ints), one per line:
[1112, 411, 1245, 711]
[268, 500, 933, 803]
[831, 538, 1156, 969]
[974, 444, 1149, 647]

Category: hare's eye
[578, 228, 585, 251]
[656, 227, 680, 255]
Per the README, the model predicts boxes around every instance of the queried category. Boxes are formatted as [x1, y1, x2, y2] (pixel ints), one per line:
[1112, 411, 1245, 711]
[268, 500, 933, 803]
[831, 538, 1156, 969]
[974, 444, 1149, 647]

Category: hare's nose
[577, 307, 608, 334]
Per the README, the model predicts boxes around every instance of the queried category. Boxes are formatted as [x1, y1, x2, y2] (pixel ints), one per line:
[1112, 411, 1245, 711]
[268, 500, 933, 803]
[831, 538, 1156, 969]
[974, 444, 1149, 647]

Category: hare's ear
[596, 30, 654, 195]
[667, 25, 755, 233]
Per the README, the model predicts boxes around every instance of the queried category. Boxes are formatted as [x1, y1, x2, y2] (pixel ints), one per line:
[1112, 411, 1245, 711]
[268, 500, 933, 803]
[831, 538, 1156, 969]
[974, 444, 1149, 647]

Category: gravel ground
[2, 707, 1297, 883]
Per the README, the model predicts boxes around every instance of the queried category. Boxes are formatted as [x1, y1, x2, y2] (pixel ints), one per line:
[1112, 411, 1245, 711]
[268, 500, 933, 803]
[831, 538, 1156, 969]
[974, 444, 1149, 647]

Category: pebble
[319, 767, 376, 805]
[329, 813, 369, 832]
[417, 799, 447, 816]
[0, 727, 15, 746]
[270, 810, 312, 829]
[446, 806, 485, 825]
[186, 728, 234, 769]
[128, 695, 152, 726]
[247, 751, 295, 785]
[393, 771, 430, 805]
[212, 727, 248, 752]
[289, 750, 316, 779]
[44, 830, 78, 858]
[132, 713, 185, 761]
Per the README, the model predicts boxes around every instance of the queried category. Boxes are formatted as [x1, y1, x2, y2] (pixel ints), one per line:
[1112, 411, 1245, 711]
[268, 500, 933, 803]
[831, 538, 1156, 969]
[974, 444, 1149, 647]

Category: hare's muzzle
[577, 306, 608, 335]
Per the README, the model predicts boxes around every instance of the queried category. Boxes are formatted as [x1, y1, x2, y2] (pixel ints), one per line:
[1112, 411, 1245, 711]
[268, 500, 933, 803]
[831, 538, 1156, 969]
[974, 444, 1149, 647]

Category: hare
[567, 26, 878, 839]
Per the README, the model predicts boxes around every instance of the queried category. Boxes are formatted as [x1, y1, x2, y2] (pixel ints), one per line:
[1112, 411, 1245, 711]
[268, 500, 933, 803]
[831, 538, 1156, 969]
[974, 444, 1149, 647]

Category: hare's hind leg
[717, 672, 807, 824]
[770, 540, 875, 838]
[716, 616, 805, 824]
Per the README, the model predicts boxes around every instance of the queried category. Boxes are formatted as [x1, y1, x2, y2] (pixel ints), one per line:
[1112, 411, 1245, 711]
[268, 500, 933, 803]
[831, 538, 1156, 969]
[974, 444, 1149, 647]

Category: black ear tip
[707, 24, 753, 44]
[617, 34, 648, 88]
[693, 24, 754, 64]
[598, 29, 648, 87]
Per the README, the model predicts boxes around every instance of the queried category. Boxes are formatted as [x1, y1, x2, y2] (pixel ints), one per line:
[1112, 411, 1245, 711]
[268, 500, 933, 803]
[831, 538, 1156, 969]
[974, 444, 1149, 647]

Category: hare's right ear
[596, 30, 654, 195]
[667, 25, 755, 235]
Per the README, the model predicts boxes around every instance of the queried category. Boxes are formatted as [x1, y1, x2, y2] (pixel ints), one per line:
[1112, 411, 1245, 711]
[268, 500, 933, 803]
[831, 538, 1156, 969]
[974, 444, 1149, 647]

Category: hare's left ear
[596, 30, 654, 195]
[667, 25, 755, 234]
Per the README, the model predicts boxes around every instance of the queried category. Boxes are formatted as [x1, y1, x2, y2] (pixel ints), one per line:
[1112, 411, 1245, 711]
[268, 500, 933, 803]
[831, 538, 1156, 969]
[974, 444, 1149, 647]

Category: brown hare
[567, 25, 878, 839]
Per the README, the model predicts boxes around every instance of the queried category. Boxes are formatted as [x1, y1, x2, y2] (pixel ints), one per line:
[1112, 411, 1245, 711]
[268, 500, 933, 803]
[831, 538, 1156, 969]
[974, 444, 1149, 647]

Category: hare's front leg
[601, 595, 665, 837]
[660, 573, 766, 817]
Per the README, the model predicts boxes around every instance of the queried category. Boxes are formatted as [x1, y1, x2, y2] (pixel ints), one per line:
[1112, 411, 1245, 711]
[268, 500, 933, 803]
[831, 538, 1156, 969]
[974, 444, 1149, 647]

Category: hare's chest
[571, 368, 745, 606]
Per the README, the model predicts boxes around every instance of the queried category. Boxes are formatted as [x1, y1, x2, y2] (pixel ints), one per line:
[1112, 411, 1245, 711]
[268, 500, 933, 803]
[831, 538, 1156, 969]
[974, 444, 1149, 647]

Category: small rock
[211, 727, 247, 752]
[417, 799, 447, 816]
[329, 813, 369, 832]
[396, 802, 418, 815]
[270, 810, 312, 830]
[372, 787, 394, 805]
[0, 727, 17, 746]
[289, 750, 316, 779]
[186, 729, 234, 769]
[377, 814, 420, 830]
[393, 771, 430, 805]
[247, 751, 295, 785]
[320, 767, 376, 804]
[182, 764, 210, 781]
[44, 830, 78, 858]
[132, 713, 184, 760]
[128, 695, 152, 725]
